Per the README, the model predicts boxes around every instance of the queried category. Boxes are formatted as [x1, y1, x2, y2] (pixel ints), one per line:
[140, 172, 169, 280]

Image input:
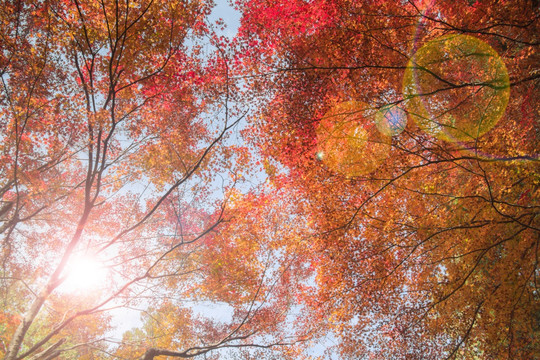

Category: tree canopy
[1, 0, 539, 359]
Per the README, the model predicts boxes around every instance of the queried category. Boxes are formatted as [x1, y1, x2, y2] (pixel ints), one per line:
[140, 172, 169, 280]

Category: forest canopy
[1, 0, 538, 359]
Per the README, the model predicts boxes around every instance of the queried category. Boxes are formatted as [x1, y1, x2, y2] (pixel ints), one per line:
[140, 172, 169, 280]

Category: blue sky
[210, 0, 241, 39]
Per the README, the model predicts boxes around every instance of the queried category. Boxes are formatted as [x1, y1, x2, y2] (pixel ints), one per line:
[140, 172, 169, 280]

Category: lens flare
[375, 105, 407, 137]
[403, 34, 510, 142]
[317, 101, 391, 177]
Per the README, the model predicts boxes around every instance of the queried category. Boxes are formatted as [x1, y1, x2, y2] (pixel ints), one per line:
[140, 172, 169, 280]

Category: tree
[235, 0, 539, 358]
[0, 1, 309, 359]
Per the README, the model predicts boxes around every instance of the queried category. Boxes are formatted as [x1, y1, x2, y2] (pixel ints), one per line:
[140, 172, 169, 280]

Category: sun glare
[61, 255, 108, 293]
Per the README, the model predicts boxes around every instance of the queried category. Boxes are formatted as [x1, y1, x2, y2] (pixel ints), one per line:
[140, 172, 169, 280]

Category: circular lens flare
[403, 34, 510, 142]
[317, 101, 391, 177]
[375, 105, 407, 136]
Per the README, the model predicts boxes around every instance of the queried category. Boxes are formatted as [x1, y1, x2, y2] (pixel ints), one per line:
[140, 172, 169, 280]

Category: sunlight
[60, 255, 109, 293]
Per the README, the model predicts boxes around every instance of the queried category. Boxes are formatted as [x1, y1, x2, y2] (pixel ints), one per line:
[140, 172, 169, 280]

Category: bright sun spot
[60, 255, 108, 293]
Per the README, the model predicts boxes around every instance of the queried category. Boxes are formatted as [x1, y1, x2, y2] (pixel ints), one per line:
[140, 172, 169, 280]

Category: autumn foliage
[1, 0, 539, 359]
[235, 0, 539, 358]
[0, 0, 304, 359]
